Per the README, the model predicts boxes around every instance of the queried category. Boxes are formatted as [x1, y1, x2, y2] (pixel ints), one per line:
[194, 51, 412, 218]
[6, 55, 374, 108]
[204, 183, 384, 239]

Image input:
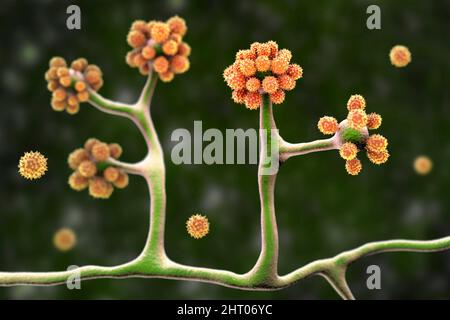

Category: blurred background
[0, 0, 449, 299]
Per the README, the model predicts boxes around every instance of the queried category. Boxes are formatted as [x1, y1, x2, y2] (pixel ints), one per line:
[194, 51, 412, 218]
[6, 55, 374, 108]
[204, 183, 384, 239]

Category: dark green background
[0, 0, 449, 299]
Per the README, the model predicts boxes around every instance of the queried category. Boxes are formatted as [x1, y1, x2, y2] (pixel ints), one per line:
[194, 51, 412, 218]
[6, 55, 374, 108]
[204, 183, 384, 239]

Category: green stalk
[248, 94, 280, 286]
[279, 138, 338, 161]
[131, 74, 168, 264]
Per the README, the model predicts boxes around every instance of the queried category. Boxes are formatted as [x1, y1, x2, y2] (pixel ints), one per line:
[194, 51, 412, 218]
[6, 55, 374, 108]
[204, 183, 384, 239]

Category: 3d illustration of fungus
[414, 155, 433, 175]
[68, 138, 128, 199]
[223, 41, 302, 109]
[389, 45, 412, 68]
[186, 214, 210, 239]
[18, 151, 48, 180]
[126, 16, 190, 81]
[53, 228, 77, 252]
[314, 94, 389, 175]
[45, 57, 103, 114]
[1, 16, 449, 301]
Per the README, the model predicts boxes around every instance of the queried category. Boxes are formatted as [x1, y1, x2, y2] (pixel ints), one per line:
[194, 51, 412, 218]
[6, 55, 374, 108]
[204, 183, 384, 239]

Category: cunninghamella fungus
[18, 151, 48, 180]
[2, 16, 449, 300]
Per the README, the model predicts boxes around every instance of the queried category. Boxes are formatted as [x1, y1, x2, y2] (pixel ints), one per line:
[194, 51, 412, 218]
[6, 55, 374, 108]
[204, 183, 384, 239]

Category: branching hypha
[2, 16, 449, 299]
